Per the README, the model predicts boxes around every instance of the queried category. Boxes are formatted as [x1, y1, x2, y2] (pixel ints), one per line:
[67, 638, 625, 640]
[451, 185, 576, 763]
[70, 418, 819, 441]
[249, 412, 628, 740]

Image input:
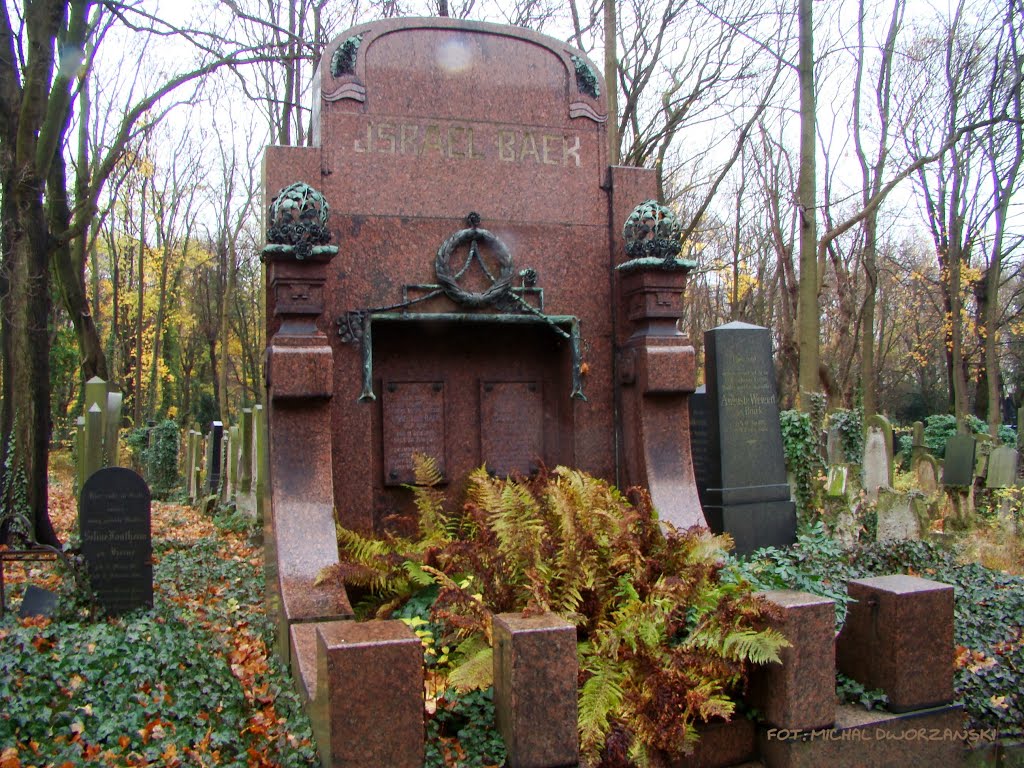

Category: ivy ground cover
[0, 475, 318, 768]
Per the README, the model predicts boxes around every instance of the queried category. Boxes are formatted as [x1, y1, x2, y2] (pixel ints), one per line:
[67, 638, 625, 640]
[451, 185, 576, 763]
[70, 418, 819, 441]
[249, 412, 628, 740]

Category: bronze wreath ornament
[434, 213, 514, 308]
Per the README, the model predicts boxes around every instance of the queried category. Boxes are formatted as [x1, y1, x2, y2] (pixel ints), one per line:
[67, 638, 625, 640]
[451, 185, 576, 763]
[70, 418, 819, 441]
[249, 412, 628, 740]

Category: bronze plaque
[382, 381, 446, 485]
[273, 278, 324, 315]
[480, 381, 543, 476]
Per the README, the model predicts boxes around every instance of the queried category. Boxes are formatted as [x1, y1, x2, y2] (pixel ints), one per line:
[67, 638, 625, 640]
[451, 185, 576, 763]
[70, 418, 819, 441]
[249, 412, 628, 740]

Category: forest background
[2, 0, 1023, 543]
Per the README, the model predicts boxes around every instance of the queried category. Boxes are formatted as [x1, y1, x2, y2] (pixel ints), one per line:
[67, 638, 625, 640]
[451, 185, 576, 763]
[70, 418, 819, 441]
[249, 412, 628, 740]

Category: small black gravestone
[702, 321, 796, 555]
[207, 420, 224, 494]
[942, 434, 976, 487]
[79, 467, 153, 616]
[19, 584, 58, 618]
[688, 386, 710, 506]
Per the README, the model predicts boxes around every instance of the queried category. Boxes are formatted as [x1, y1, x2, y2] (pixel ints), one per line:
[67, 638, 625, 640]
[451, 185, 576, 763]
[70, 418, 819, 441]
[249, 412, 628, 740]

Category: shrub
[324, 460, 788, 766]
[922, 414, 1015, 458]
[827, 407, 864, 464]
[124, 420, 181, 498]
[780, 410, 824, 523]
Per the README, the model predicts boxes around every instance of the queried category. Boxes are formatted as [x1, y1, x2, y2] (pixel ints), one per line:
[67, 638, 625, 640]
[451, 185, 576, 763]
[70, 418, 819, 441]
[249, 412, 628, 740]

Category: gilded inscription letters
[353, 121, 582, 167]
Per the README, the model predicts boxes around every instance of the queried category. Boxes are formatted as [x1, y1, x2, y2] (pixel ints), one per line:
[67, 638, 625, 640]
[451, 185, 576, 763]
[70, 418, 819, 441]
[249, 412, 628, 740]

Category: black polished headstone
[207, 420, 224, 493]
[702, 321, 795, 555]
[942, 434, 976, 487]
[79, 467, 153, 616]
[689, 386, 710, 506]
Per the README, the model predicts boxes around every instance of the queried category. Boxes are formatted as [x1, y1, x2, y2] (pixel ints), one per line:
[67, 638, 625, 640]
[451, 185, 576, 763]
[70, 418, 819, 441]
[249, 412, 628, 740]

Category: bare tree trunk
[604, 0, 618, 165]
[11, 181, 59, 546]
[859, 218, 879, 416]
[218, 241, 235, 422]
[796, 0, 818, 407]
[133, 177, 148, 427]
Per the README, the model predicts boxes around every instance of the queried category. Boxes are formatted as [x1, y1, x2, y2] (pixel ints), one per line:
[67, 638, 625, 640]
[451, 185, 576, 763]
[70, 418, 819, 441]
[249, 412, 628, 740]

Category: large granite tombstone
[264, 19, 617, 534]
[701, 322, 795, 554]
[79, 467, 153, 616]
[262, 18, 707, 684]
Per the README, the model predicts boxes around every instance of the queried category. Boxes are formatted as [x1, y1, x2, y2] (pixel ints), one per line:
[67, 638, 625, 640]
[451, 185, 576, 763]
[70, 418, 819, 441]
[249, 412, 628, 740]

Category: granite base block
[312, 620, 424, 768]
[759, 703, 965, 768]
[703, 501, 797, 556]
[289, 622, 319, 705]
[667, 718, 758, 768]
[494, 612, 579, 768]
[836, 575, 954, 712]
[747, 590, 836, 732]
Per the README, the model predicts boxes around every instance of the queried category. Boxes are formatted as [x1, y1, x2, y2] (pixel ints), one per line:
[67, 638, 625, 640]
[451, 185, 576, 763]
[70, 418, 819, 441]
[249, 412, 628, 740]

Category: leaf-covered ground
[0, 473, 318, 768]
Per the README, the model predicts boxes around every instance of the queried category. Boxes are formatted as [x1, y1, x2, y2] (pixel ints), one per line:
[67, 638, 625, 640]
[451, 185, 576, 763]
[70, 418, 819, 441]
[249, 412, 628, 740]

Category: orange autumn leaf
[0, 747, 21, 768]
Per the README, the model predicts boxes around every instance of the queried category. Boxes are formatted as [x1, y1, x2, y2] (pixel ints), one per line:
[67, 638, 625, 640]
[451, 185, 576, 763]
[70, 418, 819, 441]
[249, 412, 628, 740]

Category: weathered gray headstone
[875, 491, 922, 541]
[221, 429, 234, 502]
[18, 585, 58, 618]
[1018, 407, 1024, 453]
[83, 403, 103, 482]
[238, 409, 253, 495]
[826, 426, 846, 465]
[701, 322, 795, 555]
[79, 467, 153, 616]
[253, 405, 264, 494]
[942, 434, 976, 487]
[915, 454, 940, 495]
[862, 415, 893, 501]
[826, 465, 848, 498]
[104, 391, 123, 466]
[986, 446, 1018, 489]
[185, 432, 196, 500]
[911, 421, 926, 464]
[975, 434, 994, 479]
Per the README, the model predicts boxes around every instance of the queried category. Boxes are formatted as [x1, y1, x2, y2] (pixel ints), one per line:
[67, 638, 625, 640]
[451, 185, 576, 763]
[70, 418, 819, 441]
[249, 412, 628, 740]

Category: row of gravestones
[826, 415, 1019, 495]
[183, 406, 266, 517]
[74, 376, 123, 490]
[820, 415, 1020, 543]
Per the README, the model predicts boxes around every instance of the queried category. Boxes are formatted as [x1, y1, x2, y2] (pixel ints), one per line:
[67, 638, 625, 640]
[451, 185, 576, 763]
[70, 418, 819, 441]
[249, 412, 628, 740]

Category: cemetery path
[0, 472, 318, 768]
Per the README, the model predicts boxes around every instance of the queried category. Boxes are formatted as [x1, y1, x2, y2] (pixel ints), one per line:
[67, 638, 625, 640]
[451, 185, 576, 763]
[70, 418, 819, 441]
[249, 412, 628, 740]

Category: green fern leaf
[721, 627, 789, 665]
[578, 655, 627, 761]
[447, 644, 494, 692]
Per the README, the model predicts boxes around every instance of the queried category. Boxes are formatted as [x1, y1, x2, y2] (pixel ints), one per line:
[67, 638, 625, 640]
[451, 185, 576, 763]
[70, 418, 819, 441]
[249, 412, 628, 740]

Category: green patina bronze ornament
[265, 182, 336, 260]
[331, 34, 364, 77]
[434, 212, 515, 308]
[618, 199, 696, 272]
[571, 55, 600, 99]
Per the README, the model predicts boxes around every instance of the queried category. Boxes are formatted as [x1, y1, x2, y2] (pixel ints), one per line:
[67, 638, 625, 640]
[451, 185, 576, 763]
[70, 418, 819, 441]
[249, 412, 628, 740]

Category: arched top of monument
[317, 17, 607, 125]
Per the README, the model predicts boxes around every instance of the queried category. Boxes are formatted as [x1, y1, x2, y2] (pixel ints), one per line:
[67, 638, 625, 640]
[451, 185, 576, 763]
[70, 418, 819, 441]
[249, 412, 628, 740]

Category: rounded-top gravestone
[79, 467, 153, 616]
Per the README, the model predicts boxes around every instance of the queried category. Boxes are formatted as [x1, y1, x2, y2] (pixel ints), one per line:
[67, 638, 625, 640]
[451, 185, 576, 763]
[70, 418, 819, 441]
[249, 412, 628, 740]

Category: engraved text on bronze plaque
[382, 381, 446, 485]
[480, 381, 543, 476]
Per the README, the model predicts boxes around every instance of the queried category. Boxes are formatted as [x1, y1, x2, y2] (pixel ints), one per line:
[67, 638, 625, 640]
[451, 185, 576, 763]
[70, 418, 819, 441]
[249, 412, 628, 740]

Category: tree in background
[0, 1, 271, 544]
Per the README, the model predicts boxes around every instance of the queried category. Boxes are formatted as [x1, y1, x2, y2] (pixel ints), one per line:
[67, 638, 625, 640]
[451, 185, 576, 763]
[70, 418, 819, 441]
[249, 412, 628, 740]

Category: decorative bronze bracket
[342, 312, 586, 403]
[337, 213, 588, 403]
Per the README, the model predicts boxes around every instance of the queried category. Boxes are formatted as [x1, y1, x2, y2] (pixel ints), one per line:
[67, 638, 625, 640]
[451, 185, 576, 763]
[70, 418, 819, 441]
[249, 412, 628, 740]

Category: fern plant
[326, 460, 787, 766]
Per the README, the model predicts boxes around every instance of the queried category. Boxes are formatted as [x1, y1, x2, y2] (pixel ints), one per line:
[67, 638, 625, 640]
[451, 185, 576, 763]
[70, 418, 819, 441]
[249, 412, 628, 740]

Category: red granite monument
[263, 17, 705, 765]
